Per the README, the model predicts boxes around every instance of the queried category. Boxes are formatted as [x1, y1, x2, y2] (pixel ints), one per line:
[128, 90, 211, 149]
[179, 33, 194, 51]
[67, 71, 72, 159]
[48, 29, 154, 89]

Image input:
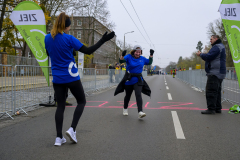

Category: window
[77, 31, 81, 39]
[69, 31, 74, 36]
[77, 20, 82, 26]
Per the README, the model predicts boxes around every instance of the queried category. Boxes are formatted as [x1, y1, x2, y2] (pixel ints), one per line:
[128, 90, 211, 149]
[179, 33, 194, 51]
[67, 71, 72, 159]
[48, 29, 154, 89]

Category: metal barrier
[0, 65, 14, 119]
[176, 68, 240, 105]
[13, 65, 54, 117]
[0, 65, 148, 120]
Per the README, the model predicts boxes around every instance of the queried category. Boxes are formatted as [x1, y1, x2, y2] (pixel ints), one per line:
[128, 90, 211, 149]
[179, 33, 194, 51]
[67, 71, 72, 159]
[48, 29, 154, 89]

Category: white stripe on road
[165, 83, 167, 85]
[171, 111, 186, 139]
[167, 93, 172, 100]
[166, 86, 169, 90]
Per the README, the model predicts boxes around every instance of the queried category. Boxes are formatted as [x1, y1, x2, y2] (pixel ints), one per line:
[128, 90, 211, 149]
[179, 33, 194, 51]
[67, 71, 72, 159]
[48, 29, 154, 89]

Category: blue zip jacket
[200, 39, 226, 79]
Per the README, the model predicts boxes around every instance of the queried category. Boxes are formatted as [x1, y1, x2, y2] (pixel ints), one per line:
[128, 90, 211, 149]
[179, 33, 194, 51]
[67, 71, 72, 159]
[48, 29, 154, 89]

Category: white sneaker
[138, 111, 146, 118]
[66, 127, 77, 143]
[123, 109, 128, 116]
[54, 137, 66, 146]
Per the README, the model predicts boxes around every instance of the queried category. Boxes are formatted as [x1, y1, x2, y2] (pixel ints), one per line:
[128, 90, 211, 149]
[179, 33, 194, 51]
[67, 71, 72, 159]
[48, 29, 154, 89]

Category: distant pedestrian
[115, 63, 120, 83]
[172, 68, 176, 78]
[197, 35, 226, 114]
[109, 64, 114, 83]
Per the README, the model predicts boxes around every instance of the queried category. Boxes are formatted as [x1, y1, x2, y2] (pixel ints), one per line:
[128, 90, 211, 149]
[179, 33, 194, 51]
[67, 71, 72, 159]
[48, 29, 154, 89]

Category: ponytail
[51, 12, 70, 39]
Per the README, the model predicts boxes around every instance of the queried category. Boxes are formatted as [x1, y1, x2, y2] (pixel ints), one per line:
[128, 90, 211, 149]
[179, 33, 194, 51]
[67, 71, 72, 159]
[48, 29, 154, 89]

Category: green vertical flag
[219, 0, 240, 88]
[10, 1, 49, 86]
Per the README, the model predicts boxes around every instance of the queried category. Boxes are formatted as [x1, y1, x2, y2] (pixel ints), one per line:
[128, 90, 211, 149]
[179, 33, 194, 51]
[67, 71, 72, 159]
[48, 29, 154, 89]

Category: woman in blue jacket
[116, 45, 153, 118]
[45, 12, 115, 146]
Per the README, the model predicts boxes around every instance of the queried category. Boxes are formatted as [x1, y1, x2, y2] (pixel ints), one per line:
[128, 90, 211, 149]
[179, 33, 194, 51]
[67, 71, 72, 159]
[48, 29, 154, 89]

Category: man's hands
[101, 31, 115, 43]
[150, 49, 154, 56]
[196, 51, 201, 56]
[122, 50, 127, 57]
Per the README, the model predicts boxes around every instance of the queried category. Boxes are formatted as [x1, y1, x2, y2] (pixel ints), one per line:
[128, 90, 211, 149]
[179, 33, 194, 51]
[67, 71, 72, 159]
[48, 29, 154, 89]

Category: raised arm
[119, 50, 127, 63]
[145, 49, 154, 65]
[79, 31, 115, 55]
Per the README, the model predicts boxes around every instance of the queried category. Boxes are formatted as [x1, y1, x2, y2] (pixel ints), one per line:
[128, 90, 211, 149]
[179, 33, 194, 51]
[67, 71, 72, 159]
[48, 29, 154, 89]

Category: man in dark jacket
[197, 35, 226, 114]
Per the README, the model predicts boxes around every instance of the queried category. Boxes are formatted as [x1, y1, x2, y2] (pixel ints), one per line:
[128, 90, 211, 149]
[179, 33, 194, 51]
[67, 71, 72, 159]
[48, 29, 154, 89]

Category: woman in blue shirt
[45, 12, 115, 146]
[118, 45, 153, 118]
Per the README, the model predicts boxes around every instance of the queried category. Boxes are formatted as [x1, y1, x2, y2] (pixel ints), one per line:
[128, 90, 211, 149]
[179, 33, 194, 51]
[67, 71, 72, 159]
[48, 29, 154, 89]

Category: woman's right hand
[122, 50, 127, 57]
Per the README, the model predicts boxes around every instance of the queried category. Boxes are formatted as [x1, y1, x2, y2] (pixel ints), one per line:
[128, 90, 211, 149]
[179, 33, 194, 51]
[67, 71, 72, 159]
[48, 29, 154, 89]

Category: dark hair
[211, 35, 220, 39]
[130, 47, 142, 55]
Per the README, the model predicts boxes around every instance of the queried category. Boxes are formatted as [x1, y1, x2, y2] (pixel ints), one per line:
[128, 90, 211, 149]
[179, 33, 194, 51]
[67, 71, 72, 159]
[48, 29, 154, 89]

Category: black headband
[65, 18, 71, 28]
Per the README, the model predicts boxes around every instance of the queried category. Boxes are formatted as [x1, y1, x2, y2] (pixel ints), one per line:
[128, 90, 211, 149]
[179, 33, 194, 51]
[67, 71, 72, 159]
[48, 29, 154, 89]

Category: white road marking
[223, 87, 240, 93]
[167, 93, 172, 100]
[165, 83, 167, 85]
[171, 111, 186, 139]
[224, 87, 240, 91]
[166, 86, 169, 90]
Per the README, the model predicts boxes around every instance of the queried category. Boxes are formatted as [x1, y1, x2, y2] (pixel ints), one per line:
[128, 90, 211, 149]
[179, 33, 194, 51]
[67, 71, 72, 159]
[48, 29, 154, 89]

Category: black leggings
[124, 83, 143, 112]
[54, 87, 68, 102]
[53, 80, 86, 138]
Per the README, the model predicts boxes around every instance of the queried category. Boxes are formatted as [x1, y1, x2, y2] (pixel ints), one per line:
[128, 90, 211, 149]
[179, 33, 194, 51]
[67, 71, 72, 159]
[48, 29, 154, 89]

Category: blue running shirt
[45, 33, 83, 84]
[124, 54, 149, 85]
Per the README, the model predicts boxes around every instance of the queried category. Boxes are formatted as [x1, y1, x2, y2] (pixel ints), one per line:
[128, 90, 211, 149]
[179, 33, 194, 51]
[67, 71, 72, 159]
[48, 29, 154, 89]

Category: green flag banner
[219, 0, 240, 88]
[10, 1, 49, 86]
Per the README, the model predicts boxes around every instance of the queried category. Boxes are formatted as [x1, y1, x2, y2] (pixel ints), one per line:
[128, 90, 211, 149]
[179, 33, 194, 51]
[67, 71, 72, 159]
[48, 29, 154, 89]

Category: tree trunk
[22, 41, 27, 57]
[0, 0, 7, 37]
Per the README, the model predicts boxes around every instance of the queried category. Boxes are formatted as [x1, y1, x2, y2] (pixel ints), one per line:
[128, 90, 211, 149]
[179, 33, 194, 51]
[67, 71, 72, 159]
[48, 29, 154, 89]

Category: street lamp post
[124, 31, 134, 50]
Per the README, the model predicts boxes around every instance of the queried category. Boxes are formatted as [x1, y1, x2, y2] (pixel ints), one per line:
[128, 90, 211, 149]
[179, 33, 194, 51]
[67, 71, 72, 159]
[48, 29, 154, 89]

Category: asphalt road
[0, 75, 239, 160]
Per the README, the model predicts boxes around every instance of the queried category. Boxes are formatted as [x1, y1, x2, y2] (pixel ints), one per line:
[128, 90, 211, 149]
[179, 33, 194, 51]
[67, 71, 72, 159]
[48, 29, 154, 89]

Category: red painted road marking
[145, 102, 149, 108]
[67, 106, 229, 111]
[66, 101, 229, 111]
[99, 102, 108, 107]
[129, 102, 136, 108]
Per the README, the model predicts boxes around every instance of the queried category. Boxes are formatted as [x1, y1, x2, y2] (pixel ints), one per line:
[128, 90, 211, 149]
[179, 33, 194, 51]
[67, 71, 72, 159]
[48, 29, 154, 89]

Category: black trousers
[124, 83, 143, 112]
[206, 75, 223, 110]
[53, 80, 86, 138]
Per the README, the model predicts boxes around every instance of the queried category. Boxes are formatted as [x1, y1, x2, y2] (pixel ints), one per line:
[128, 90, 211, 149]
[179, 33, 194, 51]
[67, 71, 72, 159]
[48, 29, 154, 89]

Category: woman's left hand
[150, 49, 154, 56]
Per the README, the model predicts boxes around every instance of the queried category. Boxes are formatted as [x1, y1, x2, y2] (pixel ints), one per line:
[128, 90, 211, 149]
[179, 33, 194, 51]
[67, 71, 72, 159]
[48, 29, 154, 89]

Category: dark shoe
[65, 101, 72, 106]
[215, 110, 222, 113]
[201, 109, 215, 114]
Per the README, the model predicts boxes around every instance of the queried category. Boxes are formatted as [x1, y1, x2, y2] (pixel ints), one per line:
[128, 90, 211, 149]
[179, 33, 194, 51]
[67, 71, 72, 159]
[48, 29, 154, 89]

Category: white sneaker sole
[123, 113, 128, 116]
[66, 131, 77, 143]
[54, 139, 66, 146]
[139, 114, 146, 118]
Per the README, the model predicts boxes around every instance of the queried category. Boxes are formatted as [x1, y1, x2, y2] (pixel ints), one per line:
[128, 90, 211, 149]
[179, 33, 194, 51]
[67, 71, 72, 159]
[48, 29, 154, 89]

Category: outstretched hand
[150, 49, 154, 56]
[122, 50, 127, 57]
[101, 31, 115, 42]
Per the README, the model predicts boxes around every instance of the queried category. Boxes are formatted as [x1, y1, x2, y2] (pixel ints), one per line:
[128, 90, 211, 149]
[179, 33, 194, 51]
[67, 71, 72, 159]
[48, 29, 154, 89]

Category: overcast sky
[107, 0, 222, 68]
